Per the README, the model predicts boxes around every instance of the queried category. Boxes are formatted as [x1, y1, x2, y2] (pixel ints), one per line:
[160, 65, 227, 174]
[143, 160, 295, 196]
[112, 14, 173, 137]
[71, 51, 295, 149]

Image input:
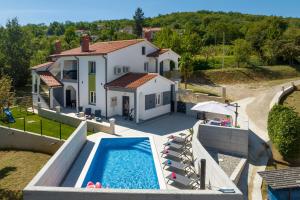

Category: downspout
[75, 56, 80, 112]
[102, 55, 108, 119]
[155, 58, 158, 73]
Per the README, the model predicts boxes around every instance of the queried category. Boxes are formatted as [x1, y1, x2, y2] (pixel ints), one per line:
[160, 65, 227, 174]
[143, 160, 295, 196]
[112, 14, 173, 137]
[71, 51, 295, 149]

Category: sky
[0, 0, 299, 25]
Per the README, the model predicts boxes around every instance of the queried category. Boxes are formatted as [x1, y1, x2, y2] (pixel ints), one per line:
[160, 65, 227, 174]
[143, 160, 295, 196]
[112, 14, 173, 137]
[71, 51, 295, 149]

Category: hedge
[268, 104, 300, 158]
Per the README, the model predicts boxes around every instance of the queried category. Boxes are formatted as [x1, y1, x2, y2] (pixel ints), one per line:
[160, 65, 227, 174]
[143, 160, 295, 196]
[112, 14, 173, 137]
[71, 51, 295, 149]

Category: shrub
[268, 105, 300, 158]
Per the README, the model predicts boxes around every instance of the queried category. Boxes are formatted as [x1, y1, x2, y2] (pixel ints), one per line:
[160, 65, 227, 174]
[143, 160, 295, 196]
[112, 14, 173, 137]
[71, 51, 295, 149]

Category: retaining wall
[26, 121, 87, 187]
[198, 124, 249, 157]
[38, 108, 114, 134]
[269, 83, 296, 109]
[0, 126, 63, 154]
[192, 121, 243, 196]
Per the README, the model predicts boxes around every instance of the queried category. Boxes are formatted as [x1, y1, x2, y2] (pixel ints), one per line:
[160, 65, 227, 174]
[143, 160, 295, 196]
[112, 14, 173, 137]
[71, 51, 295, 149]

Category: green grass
[282, 89, 300, 115]
[0, 150, 51, 200]
[191, 65, 300, 84]
[0, 107, 76, 140]
[193, 55, 262, 70]
[179, 83, 219, 96]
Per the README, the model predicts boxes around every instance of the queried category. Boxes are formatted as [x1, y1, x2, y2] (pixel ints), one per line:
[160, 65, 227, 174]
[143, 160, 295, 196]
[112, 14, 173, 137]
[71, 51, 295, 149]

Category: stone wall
[0, 126, 63, 154]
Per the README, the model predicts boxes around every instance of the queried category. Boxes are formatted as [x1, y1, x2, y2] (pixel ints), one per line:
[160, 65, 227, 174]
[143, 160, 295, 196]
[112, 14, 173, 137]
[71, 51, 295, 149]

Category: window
[144, 62, 149, 72]
[123, 66, 130, 73]
[156, 93, 162, 105]
[142, 46, 146, 55]
[89, 61, 96, 74]
[114, 66, 122, 75]
[145, 94, 156, 110]
[111, 97, 117, 107]
[163, 91, 171, 105]
[89, 91, 96, 104]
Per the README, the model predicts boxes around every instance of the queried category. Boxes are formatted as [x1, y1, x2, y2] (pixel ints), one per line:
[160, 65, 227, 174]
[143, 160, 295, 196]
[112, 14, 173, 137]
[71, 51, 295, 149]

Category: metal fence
[2, 116, 67, 140]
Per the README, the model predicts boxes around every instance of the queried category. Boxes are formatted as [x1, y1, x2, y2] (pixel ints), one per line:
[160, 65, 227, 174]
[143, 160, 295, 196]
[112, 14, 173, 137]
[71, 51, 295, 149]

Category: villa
[31, 37, 180, 123]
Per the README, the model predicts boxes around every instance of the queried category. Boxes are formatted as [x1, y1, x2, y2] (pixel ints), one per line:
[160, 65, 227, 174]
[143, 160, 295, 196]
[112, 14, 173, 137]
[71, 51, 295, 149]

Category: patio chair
[161, 148, 191, 159]
[163, 141, 191, 151]
[167, 133, 192, 144]
[162, 159, 190, 172]
[166, 172, 200, 189]
[85, 108, 93, 120]
[94, 110, 102, 122]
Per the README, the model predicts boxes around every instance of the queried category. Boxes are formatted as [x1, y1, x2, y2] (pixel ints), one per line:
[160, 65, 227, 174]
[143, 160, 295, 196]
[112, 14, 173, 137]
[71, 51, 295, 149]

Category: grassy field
[190, 65, 300, 85]
[193, 55, 262, 70]
[179, 83, 220, 96]
[0, 107, 76, 140]
[0, 150, 51, 200]
[282, 89, 300, 114]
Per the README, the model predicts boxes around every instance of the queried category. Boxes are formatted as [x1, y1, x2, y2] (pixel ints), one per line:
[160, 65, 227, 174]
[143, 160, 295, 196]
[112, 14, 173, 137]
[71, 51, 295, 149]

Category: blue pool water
[81, 137, 160, 189]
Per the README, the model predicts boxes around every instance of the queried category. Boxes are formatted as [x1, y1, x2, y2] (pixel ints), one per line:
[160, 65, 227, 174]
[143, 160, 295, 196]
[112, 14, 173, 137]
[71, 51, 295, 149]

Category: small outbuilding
[259, 167, 300, 200]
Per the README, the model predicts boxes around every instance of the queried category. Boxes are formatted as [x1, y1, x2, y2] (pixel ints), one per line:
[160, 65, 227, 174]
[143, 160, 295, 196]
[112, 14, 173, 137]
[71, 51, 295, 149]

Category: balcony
[62, 70, 77, 82]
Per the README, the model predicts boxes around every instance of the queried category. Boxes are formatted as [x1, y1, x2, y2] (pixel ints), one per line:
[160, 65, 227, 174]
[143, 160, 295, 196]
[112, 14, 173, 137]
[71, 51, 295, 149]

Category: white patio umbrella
[191, 101, 235, 117]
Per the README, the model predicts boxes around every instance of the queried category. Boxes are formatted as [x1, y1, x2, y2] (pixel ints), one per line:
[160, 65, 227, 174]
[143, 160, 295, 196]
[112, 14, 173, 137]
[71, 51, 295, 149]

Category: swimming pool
[76, 137, 165, 189]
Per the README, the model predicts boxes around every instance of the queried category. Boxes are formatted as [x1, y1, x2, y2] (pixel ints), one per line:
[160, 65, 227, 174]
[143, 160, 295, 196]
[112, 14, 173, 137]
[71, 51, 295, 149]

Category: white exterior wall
[137, 76, 174, 121]
[158, 51, 180, 71]
[107, 41, 158, 82]
[148, 58, 157, 73]
[107, 90, 135, 117]
[78, 56, 106, 114]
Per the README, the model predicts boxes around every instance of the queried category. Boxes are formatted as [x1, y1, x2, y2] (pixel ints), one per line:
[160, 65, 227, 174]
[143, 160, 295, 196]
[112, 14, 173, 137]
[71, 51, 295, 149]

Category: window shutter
[163, 91, 171, 105]
[145, 94, 156, 110]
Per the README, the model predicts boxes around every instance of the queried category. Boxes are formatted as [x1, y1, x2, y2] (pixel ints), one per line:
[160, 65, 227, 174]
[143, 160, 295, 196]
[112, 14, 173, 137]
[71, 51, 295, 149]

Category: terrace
[24, 113, 247, 200]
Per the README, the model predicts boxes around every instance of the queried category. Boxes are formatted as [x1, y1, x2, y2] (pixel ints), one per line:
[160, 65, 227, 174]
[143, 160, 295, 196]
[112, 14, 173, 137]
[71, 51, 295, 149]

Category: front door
[122, 96, 130, 117]
[66, 90, 71, 107]
[159, 61, 164, 76]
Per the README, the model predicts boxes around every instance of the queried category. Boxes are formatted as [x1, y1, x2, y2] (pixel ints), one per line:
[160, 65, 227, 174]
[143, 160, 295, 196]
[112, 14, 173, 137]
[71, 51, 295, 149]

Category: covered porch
[32, 70, 64, 109]
[147, 48, 180, 76]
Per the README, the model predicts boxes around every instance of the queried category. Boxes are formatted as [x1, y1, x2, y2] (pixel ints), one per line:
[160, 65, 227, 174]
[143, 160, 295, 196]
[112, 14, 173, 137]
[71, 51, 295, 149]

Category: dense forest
[0, 10, 300, 87]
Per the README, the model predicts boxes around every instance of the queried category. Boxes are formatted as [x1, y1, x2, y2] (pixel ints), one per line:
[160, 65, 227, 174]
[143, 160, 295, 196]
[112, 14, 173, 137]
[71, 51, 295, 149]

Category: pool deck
[61, 113, 198, 190]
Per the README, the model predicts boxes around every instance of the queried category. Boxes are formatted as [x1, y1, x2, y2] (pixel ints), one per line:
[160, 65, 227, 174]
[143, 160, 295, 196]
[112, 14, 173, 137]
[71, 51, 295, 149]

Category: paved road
[236, 79, 300, 200]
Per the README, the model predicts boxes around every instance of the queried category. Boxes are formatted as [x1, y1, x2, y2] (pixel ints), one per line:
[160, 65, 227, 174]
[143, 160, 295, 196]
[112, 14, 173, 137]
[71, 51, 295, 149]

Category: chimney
[54, 40, 61, 54]
[81, 34, 90, 52]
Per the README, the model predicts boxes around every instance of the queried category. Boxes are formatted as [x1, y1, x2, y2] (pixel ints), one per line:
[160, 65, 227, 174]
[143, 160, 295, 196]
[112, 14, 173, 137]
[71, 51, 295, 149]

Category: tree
[181, 27, 202, 55]
[64, 26, 79, 48]
[179, 53, 193, 89]
[0, 76, 14, 113]
[153, 27, 182, 54]
[268, 105, 300, 159]
[1, 18, 32, 87]
[246, 17, 287, 64]
[133, 8, 145, 38]
[279, 28, 300, 65]
[233, 39, 252, 67]
[47, 21, 65, 36]
[201, 46, 215, 63]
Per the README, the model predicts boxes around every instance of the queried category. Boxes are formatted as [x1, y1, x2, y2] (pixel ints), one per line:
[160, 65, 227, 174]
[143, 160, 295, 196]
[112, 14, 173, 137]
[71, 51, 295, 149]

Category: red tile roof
[105, 73, 158, 90]
[50, 39, 145, 57]
[37, 71, 62, 88]
[31, 62, 54, 69]
[143, 27, 162, 32]
[147, 49, 170, 57]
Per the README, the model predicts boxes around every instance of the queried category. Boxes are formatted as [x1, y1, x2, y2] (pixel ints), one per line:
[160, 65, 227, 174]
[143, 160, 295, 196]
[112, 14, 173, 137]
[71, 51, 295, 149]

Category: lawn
[0, 107, 76, 140]
[179, 83, 220, 96]
[0, 150, 51, 200]
[191, 65, 300, 85]
[282, 89, 300, 115]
